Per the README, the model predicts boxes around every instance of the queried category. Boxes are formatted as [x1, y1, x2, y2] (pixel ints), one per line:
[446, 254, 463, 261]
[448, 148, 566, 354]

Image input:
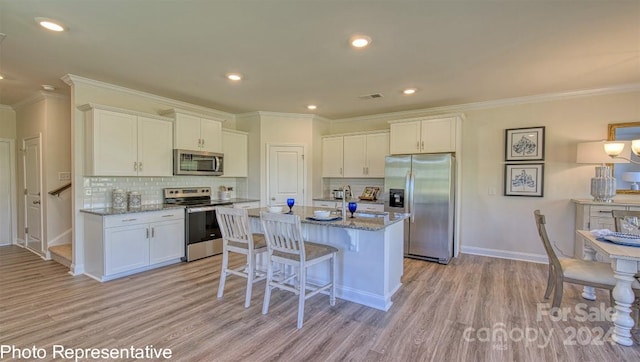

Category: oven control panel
[164, 187, 211, 199]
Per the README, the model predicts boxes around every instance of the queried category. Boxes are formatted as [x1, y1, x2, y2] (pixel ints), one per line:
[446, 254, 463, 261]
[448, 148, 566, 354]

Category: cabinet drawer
[358, 203, 385, 212]
[589, 205, 625, 218]
[104, 209, 184, 228]
[234, 202, 260, 209]
[313, 201, 337, 208]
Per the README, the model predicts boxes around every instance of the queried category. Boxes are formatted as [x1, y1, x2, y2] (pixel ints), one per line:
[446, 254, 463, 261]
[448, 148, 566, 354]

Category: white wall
[0, 105, 17, 139]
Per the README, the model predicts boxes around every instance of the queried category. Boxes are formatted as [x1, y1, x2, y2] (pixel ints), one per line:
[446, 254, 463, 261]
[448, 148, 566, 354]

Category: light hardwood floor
[1, 245, 639, 361]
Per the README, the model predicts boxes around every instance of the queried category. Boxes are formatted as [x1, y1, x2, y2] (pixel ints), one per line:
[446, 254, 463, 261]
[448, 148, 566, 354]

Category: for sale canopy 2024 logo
[462, 302, 615, 350]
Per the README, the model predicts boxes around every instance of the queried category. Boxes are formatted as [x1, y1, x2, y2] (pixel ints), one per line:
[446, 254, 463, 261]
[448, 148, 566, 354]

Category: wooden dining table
[576, 230, 640, 346]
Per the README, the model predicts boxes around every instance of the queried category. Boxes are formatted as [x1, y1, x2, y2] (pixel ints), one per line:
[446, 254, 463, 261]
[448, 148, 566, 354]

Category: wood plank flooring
[1, 244, 640, 361]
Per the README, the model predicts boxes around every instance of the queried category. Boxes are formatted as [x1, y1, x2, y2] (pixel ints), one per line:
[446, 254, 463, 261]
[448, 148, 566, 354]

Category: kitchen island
[246, 206, 408, 311]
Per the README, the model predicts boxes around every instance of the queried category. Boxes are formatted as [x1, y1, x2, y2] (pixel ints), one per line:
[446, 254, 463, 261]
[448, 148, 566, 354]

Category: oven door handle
[187, 206, 218, 213]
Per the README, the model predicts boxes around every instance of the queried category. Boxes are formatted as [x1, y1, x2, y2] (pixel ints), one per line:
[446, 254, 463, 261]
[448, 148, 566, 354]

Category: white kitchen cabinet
[357, 203, 385, 212]
[322, 136, 344, 177]
[84, 209, 185, 281]
[313, 200, 338, 209]
[233, 201, 260, 209]
[343, 132, 389, 178]
[168, 111, 223, 153]
[81, 104, 173, 177]
[221, 130, 248, 177]
[389, 116, 458, 154]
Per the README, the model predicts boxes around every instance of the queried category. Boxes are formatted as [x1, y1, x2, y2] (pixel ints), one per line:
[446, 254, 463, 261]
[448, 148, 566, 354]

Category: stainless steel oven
[164, 187, 232, 262]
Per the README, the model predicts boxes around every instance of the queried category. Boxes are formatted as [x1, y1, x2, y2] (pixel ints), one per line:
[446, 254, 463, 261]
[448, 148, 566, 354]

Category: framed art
[505, 126, 545, 161]
[359, 186, 380, 200]
[504, 163, 544, 197]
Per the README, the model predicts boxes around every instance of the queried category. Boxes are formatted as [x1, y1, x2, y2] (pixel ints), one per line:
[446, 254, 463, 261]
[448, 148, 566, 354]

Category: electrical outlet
[59, 172, 71, 181]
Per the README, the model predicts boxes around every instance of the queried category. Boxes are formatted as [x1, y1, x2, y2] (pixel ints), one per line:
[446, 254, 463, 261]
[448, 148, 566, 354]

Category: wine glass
[287, 198, 295, 213]
[348, 202, 357, 218]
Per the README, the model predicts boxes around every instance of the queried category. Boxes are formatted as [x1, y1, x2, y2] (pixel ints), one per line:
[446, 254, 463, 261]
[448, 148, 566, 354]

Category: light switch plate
[59, 172, 71, 181]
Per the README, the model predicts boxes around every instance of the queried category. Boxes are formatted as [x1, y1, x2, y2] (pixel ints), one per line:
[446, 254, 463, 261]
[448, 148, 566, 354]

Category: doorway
[266, 144, 306, 206]
[0, 138, 16, 245]
[24, 135, 43, 255]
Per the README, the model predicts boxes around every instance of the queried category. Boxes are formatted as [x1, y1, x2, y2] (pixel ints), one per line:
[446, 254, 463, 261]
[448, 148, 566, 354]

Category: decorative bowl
[314, 210, 331, 218]
[268, 206, 283, 213]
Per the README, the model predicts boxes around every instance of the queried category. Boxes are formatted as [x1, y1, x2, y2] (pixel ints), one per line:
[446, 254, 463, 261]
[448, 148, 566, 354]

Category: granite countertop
[313, 197, 385, 205]
[246, 206, 408, 231]
[80, 198, 260, 216]
[80, 204, 185, 216]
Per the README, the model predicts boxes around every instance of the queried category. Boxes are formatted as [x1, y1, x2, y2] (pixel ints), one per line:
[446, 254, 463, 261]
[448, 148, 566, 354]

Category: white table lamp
[576, 141, 630, 202]
[622, 172, 640, 190]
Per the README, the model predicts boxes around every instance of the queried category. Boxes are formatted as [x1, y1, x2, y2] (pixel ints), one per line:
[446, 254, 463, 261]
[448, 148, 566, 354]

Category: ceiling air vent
[358, 93, 384, 100]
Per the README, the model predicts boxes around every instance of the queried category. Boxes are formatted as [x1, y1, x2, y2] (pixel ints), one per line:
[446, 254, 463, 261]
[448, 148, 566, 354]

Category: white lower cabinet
[313, 200, 338, 209]
[84, 209, 185, 281]
[357, 203, 385, 212]
[233, 201, 260, 209]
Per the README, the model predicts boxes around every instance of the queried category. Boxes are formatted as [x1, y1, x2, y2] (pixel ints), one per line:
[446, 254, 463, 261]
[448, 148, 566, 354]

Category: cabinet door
[343, 135, 367, 177]
[149, 219, 185, 264]
[200, 118, 223, 153]
[221, 130, 248, 177]
[322, 136, 344, 177]
[92, 110, 138, 176]
[174, 113, 202, 150]
[233, 201, 260, 209]
[421, 117, 456, 153]
[357, 203, 385, 212]
[104, 224, 150, 275]
[365, 133, 389, 177]
[313, 201, 337, 208]
[137, 116, 173, 176]
[390, 121, 421, 155]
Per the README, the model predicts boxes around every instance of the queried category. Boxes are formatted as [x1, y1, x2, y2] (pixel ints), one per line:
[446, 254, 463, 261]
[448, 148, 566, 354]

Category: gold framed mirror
[608, 122, 640, 194]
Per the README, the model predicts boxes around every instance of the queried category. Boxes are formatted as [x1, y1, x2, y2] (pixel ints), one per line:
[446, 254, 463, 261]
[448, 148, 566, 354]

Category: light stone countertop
[80, 204, 185, 216]
[247, 206, 408, 231]
[313, 197, 385, 205]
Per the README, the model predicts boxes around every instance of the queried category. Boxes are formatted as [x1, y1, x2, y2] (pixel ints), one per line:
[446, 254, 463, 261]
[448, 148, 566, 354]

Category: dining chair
[611, 210, 640, 234]
[216, 206, 268, 308]
[260, 211, 338, 329]
[534, 210, 620, 309]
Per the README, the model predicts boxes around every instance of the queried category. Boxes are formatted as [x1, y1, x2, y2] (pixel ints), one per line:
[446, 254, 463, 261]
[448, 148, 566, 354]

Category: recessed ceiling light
[35, 17, 65, 32]
[42, 85, 56, 91]
[0, 74, 4, 80]
[403, 88, 417, 95]
[307, 105, 317, 110]
[226, 73, 242, 81]
[350, 35, 372, 48]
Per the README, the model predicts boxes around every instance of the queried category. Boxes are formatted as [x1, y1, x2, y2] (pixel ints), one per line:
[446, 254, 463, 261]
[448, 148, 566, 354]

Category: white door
[0, 139, 14, 245]
[267, 145, 305, 206]
[24, 136, 43, 254]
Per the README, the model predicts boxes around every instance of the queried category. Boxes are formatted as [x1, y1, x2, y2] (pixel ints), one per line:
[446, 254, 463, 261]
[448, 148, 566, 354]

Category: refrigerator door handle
[405, 171, 411, 216]
[410, 171, 416, 223]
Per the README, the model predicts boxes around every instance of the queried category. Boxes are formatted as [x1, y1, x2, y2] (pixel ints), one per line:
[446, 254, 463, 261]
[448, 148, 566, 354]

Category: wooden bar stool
[216, 206, 267, 308]
[260, 211, 337, 329]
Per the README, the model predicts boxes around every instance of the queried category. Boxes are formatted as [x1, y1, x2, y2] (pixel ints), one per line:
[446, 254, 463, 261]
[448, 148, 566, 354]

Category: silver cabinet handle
[417, 141, 420, 150]
[146, 228, 149, 238]
[138, 162, 143, 171]
[134, 162, 137, 171]
[151, 228, 155, 238]
[122, 218, 137, 222]
[421, 140, 424, 150]
[340, 167, 343, 175]
[162, 214, 174, 217]
[32, 200, 40, 205]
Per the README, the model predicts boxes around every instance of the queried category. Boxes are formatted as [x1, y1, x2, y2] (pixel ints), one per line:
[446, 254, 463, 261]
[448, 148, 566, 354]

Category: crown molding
[236, 110, 328, 122]
[62, 74, 236, 121]
[12, 91, 70, 110]
[333, 83, 640, 123]
[0, 104, 15, 112]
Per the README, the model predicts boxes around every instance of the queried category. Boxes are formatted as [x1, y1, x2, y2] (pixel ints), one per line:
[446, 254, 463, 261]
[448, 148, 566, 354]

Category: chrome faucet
[341, 185, 351, 219]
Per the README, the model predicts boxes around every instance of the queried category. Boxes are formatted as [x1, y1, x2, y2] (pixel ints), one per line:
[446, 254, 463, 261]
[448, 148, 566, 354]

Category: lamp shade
[576, 141, 630, 164]
[622, 172, 640, 183]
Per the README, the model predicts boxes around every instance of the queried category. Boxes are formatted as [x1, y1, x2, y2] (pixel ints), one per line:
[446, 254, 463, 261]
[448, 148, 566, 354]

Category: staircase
[49, 244, 72, 268]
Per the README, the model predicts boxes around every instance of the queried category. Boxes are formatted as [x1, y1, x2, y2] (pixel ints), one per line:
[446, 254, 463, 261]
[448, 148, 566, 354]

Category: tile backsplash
[83, 176, 243, 208]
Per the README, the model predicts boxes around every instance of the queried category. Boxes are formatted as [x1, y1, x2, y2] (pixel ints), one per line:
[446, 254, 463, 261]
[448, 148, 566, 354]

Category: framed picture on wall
[505, 126, 545, 161]
[504, 163, 544, 197]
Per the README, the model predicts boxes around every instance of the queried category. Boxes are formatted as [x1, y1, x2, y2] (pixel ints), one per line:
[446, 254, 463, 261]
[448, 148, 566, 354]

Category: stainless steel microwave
[174, 149, 224, 176]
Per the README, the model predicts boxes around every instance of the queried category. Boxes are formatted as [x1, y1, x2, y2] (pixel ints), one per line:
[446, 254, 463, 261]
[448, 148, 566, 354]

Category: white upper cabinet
[162, 110, 223, 153]
[390, 116, 459, 154]
[343, 132, 389, 178]
[81, 104, 173, 177]
[322, 136, 344, 177]
[221, 129, 248, 177]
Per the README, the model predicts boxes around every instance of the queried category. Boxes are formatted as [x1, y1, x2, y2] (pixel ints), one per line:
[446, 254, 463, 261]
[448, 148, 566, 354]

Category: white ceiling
[0, 0, 638, 119]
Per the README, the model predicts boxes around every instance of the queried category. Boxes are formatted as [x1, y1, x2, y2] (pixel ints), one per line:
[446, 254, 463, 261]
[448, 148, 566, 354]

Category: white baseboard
[461, 245, 548, 264]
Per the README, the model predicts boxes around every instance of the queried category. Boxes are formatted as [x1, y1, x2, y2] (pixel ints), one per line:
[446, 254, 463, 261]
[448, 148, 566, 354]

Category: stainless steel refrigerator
[384, 153, 455, 264]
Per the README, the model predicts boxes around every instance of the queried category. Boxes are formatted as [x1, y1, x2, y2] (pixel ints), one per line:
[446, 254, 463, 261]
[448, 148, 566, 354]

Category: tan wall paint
[0, 106, 17, 139]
